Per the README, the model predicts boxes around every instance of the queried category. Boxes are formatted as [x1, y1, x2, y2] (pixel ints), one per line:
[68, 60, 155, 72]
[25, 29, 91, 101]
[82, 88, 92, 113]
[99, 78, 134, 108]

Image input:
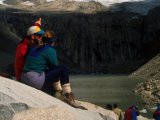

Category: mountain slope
[130, 53, 160, 80]
[130, 53, 160, 105]
[0, 0, 160, 14]
[0, 0, 107, 13]
[32, 1, 106, 13]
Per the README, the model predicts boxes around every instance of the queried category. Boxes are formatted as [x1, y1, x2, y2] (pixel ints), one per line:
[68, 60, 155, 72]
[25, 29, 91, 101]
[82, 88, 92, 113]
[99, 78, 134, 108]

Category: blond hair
[44, 31, 55, 39]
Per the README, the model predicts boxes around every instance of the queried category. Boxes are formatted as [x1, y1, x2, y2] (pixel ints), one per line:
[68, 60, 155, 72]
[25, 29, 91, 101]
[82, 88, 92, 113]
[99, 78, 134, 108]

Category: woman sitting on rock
[21, 30, 79, 108]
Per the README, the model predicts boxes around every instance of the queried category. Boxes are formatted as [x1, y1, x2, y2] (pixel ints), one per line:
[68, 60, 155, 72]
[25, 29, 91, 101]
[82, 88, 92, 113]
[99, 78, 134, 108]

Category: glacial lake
[70, 74, 152, 118]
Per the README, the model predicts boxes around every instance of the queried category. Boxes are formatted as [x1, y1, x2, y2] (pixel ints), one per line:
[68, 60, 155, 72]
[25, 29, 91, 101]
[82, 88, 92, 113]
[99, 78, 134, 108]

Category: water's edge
[70, 74, 152, 118]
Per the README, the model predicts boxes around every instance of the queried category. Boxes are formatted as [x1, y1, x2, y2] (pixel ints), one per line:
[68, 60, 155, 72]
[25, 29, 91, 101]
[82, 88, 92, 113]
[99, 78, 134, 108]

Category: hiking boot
[55, 92, 88, 110]
[54, 90, 64, 101]
[63, 92, 80, 108]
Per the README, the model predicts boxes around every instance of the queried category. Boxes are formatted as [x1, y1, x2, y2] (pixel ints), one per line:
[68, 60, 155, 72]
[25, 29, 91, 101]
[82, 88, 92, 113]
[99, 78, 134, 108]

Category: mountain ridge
[0, 0, 107, 13]
[0, 0, 160, 14]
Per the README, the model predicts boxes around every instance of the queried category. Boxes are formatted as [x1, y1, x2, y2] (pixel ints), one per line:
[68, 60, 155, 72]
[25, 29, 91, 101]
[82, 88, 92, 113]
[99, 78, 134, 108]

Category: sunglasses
[34, 34, 43, 38]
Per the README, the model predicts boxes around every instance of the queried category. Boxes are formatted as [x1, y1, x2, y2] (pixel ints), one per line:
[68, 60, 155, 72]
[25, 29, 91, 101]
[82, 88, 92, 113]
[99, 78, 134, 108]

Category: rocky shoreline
[130, 53, 160, 108]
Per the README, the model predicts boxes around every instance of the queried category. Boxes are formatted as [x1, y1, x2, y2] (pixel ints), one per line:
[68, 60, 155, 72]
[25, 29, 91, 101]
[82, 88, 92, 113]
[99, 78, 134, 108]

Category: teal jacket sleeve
[44, 47, 58, 66]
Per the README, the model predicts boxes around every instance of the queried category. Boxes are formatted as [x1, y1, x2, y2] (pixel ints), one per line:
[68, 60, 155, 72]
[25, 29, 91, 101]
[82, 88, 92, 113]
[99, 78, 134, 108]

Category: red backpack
[153, 110, 160, 119]
[124, 108, 132, 120]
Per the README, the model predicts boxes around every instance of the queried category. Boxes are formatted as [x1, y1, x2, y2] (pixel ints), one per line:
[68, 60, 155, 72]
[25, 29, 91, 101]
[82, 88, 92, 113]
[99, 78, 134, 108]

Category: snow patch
[0, 0, 9, 6]
[98, 0, 149, 7]
[0, 0, 5, 4]
[21, 1, 35, 6]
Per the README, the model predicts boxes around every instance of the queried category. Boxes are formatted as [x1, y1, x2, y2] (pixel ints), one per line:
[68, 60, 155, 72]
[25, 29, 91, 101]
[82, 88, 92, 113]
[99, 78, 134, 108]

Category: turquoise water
[70, 74, 152, 118]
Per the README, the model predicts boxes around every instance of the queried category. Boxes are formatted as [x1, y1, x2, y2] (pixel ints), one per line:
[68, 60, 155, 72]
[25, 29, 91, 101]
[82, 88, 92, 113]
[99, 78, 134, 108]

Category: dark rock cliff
[129, 7, 160, 105]
[0, 6, 160, 74]
[142, 6, 160, 60]
[43, 12, 144, 73]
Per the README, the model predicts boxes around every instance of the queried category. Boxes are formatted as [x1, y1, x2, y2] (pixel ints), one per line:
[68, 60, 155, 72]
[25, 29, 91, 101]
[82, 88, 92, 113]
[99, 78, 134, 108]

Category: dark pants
[41, 65, 69, 95]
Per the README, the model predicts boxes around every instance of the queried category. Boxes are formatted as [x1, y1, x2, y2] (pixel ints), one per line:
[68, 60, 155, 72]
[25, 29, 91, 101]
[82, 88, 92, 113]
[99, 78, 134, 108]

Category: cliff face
[0, 6, 160, 74]
[129, 7, 160, 104]
[47, 12, 144, 73]
[142, 6, 160, 59]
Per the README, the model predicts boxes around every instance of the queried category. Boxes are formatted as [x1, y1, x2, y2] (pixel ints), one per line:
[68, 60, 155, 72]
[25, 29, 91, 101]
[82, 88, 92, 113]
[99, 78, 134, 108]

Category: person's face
[32, 34, 43, 46]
